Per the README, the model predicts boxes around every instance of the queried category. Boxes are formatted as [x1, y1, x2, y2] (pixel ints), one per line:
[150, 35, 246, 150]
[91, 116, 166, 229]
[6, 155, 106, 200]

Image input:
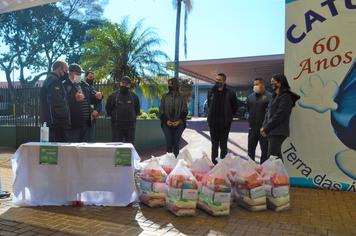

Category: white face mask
[73, 74, 83, 84]
[253, 85, 261, 94]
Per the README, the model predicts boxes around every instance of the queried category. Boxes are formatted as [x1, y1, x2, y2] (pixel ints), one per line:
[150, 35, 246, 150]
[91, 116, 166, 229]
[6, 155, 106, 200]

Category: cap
[121, 76, 131, 83]
[68, 63, 85, 74]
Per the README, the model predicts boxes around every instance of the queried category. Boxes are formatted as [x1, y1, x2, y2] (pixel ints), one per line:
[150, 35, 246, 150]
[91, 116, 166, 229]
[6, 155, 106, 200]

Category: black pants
[248, 129, 268, 164]
[66, 123, 91, 143]
[87, 120, 96, 143]
[112, 127, 136, 144]
[267, 135, 287, 160]
[49, 127, 68, 142]
[162, 123, 185, 157]
[209, 123, 231, 164]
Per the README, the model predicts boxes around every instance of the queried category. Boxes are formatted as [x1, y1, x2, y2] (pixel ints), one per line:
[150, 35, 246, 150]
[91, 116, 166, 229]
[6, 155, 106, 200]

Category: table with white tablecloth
[12, 142, 140, 206]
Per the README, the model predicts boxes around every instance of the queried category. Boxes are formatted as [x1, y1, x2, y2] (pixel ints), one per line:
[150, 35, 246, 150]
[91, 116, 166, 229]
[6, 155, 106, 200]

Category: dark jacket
[263, 90, 300, 137]
[40, 72, 71, 129]
[159, 91, 188, 126]
[63, 79, 94, 129]
[106, 90, 140, 128]
[247, 91, 272, 131]
[86, 80, 103, 113]
[207, 85, 238, 127]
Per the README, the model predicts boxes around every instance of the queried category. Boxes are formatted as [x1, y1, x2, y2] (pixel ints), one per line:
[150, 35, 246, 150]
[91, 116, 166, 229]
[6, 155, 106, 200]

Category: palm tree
[173, 0, 192, 79]
[82, 18, 169, 98]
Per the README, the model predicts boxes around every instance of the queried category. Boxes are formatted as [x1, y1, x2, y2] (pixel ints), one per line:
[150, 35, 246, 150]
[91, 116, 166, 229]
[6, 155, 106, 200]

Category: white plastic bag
[177, 149, 193, 167]
[198, 161, 232, 216]
[262, 157, 290, 211]
[159, 153, 177, 174]
[191, 151, 214, 182]
[166, 159, 199, 216]
[139, 158, 168, 207]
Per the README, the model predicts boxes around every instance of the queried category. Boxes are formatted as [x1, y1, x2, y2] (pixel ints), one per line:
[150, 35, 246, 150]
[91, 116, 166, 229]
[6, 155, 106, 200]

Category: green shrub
[148, 107, 159, 116]
[137, 112, 149, 119]
[148, 113, 158, 119]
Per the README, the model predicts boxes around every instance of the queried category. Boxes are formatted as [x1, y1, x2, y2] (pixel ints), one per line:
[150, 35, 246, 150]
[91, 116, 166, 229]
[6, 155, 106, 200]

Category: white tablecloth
[12, 142, 140, 206]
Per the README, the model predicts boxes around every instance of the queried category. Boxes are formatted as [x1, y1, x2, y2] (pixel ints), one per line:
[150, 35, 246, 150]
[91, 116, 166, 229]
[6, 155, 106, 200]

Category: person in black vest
[261, 73, 300, 160]
[85, 71, 103, 142]
[63, 64, 95, 142]
[106, 76, 140, 144]
[207, 73, 238, 164]
[246, 78, 272, 164]
[159, 78, 188, 157]
[40, 60, 71, 142]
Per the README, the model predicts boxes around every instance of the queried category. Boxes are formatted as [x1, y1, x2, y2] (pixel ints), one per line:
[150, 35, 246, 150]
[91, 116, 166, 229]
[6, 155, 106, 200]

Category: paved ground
[0, 120, 355, 236]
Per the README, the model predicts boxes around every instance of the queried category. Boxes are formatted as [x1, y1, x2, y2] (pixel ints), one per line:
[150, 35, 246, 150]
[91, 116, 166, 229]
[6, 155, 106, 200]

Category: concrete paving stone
[0, 231, 17, 236]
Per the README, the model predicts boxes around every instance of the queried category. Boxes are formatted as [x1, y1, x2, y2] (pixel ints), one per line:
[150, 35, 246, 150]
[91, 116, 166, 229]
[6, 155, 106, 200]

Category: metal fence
[0, 83, 117, 127]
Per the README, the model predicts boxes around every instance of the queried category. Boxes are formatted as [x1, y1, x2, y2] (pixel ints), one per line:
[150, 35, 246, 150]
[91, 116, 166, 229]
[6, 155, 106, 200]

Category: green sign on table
[39, 146, 58, 165]
[114, 148, 132, 166]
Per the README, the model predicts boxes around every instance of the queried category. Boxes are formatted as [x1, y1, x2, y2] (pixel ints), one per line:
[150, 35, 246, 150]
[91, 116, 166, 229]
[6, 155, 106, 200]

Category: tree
[173, 0, 192, 79]
[0, 0, 107, 87]
[82, 18, 170, 98]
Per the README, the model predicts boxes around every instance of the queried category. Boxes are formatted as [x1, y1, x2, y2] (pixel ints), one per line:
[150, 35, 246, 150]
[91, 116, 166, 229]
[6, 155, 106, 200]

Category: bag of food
[191, 151, 214, 182]
[177, 149, 193, 167]
[139, 158, 168, 207]
[262, 157, 290, 211]
[159, 153, 177, 174]
[198, 162, 232, 216]
[166, 160, 199, 216]
[235, 160, 266, 211]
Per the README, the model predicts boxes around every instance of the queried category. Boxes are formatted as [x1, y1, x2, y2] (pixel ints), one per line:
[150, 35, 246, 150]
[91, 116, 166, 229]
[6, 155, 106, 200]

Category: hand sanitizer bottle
[40, 122, 49, 143]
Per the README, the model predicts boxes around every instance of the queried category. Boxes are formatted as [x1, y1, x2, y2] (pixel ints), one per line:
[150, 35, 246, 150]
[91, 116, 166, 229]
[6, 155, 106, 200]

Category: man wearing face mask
[85, 71, 103, 142]
[246, 78, 271, 164]
[159, 78, 188, 157]
[63, 63, 94, 142]
[106, 76, 140, 143]
[40, 60, 71, 142]
[207, 73, 238, 164]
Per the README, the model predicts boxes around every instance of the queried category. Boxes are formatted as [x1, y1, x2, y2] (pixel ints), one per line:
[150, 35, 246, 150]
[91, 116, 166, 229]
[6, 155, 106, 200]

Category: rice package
[159, 153, 177, 174]
[191, 151, 214, 182]
[262, 157, 290, 212]
[166, 160, 199, 216]
[235, 160, 266, 211]
[140, 158, 168, 207]
[198, 162, 232, 216]
[177, 149, 193, 167]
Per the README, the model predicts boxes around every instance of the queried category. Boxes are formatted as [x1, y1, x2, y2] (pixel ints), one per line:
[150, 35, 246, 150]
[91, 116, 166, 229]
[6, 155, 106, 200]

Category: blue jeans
[162, 123, 185, 157]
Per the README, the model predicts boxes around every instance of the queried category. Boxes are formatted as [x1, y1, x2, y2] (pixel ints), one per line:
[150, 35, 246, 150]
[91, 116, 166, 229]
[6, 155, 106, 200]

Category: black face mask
[86, 79, 94, 85]
[60, 72, 69, 81]
[272, 84, 279, 91]
[216, 82, 223, 88]
[120, 86, 129, 93]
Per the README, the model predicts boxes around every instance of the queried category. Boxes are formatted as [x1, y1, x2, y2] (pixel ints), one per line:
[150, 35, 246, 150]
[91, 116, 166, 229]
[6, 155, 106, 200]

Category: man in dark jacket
[207, 73, 238, 164]
[246, 78, 271, 164]
[40, 60, 71, 142]
[85, 71, 103, 142]
[106, 76, 140, 144]
[63, 64, 96, 142]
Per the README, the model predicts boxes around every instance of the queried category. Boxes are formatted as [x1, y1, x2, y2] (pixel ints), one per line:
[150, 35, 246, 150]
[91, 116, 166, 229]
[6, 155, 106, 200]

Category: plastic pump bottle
[40, 122, 49, 143]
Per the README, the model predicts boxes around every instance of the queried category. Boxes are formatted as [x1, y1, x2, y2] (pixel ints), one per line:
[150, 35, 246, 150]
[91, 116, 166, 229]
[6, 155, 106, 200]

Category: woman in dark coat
[260, 73, 300, 160]
[159, 78, 188, 157]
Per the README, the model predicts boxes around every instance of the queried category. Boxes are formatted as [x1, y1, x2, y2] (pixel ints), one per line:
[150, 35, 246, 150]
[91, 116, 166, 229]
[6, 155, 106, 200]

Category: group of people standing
[41, 60, 299, 164]
[246, 74, 300, 164]
[40, 61, 104, 143]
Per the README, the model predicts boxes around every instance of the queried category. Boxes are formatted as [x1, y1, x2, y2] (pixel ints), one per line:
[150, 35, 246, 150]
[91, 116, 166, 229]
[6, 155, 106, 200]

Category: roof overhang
[179, 54, 284, 87]
[0, 0, 61, 14]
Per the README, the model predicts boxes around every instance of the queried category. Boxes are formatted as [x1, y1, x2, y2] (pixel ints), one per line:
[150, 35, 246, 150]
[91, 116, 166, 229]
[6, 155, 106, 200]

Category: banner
[284, 0, 356, 191]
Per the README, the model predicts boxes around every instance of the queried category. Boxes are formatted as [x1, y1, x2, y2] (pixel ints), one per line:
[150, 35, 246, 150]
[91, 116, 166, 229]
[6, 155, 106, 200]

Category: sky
[0, 0, 285, 82]
[104, 0, 285, 61]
